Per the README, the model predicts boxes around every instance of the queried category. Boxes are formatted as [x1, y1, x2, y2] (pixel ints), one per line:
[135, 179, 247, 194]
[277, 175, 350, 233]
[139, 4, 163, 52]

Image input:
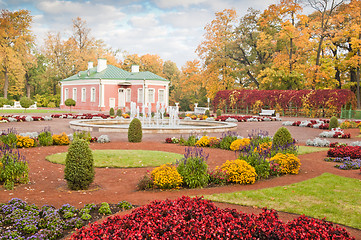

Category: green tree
[19, 96, 34, 112]
[65, 98, 76, 112]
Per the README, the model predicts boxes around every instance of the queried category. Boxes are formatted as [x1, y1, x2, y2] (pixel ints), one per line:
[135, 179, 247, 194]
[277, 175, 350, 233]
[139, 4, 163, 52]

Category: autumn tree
[163, 60, 180, 103]
[0, 9, 34, 98]
[307, 0, 344, 88]
[257, 0, 310, 89]
[197, 9, 239, 97]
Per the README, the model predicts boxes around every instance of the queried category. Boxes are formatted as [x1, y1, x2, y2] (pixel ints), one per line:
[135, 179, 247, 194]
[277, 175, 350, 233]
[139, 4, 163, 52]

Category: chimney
[131, 65, 139, 73]
[97, 58, 107, 72]
[88, 61, 93, 70]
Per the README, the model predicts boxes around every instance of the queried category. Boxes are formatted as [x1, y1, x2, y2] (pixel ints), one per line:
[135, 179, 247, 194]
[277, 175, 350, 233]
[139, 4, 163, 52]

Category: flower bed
[50, 113, 130, 119]
[70, 196, 354, 239]
[319, 128, 351, 139]
[0, 115, 52, 123]
[324, 157, 361, 170]
[215, 115, 279, 122]
[283, 119, 330, 129]
[0, 198, 133, 240]
[327, 146, 361, 159]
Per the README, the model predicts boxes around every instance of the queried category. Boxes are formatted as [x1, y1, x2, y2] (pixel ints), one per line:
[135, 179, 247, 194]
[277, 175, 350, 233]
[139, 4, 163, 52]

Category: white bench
[259, 109, 275, 116]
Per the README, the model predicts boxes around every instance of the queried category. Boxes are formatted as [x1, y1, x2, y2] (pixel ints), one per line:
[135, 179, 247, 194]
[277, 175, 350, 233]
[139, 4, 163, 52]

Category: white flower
[97, 135, 110, 143]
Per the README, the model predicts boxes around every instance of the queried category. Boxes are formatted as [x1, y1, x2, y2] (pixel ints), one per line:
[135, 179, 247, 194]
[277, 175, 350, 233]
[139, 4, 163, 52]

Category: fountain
[69, 101, 237, 133]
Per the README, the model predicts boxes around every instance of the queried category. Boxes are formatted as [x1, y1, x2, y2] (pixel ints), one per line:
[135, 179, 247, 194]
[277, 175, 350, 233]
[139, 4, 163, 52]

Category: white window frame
[148, 88, 155, 103]
[64, 88, 69, 100]
[81, 88, 86, 102]
[72, 88, 77, 102]
[91, 87, 96, 102]
[158, 89, 165, 103]
[137, 88, 143, 103]
[126, 88, 131, 102]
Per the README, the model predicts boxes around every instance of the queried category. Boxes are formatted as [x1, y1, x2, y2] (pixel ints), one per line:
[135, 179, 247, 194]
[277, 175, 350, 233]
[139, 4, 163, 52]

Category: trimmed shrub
[216, 109, 222, 117]
[38, 131, 53, 146]
[272, 127, 293, 149]
[269, 153, 301, 174]
[221, 159, 257, 184]
[329, 116, 339, 129]
[205, 109, 210, 117]
[151, 164, 183, 189]
[177, 147, 209, 188]
[64, 138, 95, 190]
[64, 98, 76, 112]
[128, 118, 142, 142]
[109, 108, 115, 116]
[19, 97, 34, 111]
[116, 108, 122, 117]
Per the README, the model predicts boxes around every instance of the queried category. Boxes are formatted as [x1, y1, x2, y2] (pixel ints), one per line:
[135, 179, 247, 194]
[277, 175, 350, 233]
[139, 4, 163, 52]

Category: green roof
[62, 65, 168, 82]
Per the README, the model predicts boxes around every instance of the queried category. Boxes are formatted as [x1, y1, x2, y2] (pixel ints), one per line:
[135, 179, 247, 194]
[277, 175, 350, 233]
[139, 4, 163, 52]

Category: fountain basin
[69, 119, 237, 134]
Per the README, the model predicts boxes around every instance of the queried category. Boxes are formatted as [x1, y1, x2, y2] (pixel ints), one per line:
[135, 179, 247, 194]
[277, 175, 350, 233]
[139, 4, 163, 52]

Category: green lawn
[0, 109, 68, 114]
[298, 146, 329, 155]
[46, 150, 183, 168]
[205, 173, 361, 229]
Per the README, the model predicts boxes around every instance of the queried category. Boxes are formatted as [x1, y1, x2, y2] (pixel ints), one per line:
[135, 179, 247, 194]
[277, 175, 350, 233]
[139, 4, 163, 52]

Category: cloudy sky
[2, 0, 293, 68]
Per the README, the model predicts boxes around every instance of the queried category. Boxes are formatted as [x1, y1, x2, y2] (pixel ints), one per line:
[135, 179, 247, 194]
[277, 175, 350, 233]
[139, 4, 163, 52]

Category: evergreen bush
[19, 97, 34, 112]
[116, 108, 122, 117]
[109, 108, 115, 116]
[329, 116, 338, 129]
[64, 138, 94, 190]
[205, 109, 210, 117]
[128, 118, 142, 142]
[272, 127, 293, 149]
[216, 109, 222, 117]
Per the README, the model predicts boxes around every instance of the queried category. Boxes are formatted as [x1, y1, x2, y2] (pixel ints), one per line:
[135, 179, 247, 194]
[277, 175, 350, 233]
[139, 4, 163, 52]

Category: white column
[60, 82, 64, 106]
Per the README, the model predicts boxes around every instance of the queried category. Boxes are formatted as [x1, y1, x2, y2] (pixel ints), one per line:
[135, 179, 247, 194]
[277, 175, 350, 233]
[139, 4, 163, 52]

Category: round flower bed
[70, 196, 354, 239]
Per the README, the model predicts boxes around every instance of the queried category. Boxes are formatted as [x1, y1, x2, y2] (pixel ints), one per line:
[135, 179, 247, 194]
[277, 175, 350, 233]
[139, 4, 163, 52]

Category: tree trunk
[357, 67, 360, 109]
[3, 70, 9, 99]
[335, 67, 341, 89]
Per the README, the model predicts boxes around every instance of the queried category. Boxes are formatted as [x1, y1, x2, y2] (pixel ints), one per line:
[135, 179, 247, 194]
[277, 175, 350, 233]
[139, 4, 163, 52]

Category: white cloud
[129, 14, 159, 28]
[153, 0, 207, 8]
[160, 9, 212, 29]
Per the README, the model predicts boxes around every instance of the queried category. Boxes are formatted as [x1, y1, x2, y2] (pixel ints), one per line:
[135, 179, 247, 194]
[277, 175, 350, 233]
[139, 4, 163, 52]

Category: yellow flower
[230, 138, 250, 151]
[221, 159, 257, 184]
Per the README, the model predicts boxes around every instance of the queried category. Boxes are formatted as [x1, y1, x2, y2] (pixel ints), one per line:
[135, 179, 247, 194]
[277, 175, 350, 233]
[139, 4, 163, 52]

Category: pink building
[60, 59, 169, 112]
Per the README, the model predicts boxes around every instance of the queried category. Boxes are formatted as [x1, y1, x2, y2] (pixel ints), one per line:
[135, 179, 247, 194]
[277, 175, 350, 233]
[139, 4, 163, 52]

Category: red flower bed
[70, 196, 354, 239]
[328, 145, 361, 158]
[215, 115, 275, 122]
[51, 113, 110, 119]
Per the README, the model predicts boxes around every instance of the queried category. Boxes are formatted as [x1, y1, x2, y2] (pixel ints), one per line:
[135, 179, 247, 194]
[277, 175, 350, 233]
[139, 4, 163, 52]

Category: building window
[91, 87, 96, 102]
[126, 88, 131, 102]
[64, 88, 69, 100]
[72, 88, 77, 101]
[148, 88, 155, 103]
[158, 89, 165, 103]
[81, 88, 86, 102]
[138, 88, 143, 103]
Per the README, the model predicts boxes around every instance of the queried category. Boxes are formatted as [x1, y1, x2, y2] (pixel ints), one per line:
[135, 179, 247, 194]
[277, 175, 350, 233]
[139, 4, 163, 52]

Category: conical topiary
[329, 116, 338, 129]
[116, 108, 122, 117]
[64, 138, 95, 190]
[128, 118, 142, 142]
[216, 109, 222, 117]
[109, 107, 115, 116]
[272, 127, 293, 149]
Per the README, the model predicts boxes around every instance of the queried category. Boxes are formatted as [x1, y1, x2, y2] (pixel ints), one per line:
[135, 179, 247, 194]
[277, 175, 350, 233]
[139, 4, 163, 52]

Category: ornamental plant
[0, 145, 29, 190]
[38, 130, 53, 146]
[16, 135, 36, 148]
[64, 98, 76, 112]
[216, 109, 222, 117]
[329, 116, 339, 129]
[109, 107, 115, 116]
[70, 196, 354, 239]
[128, 118, 142, 142]
[116, 108, 122, 117]
[230, 138, 250, 151]
[19, 96, 34, 112]
[52, 132, 70, 145]
[272, 127, 293, 150]
[151, 164, 183, 189]
[64, 138, 95, 190]
[195, 136, 210, 147]
[269, 153, 301, 174]
[219, 131, 238, 150]
[177, 147, 209, 188]
[327, 145, 361, 159]
[221, 159, 257, 184]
